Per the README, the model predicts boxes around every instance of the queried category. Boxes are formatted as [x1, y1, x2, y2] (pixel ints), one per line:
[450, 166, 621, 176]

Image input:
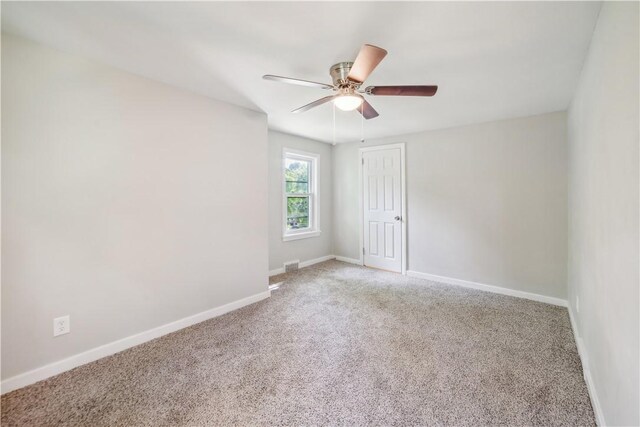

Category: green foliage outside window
[285, 159, 311, 230]
[287, 197, 309, 229]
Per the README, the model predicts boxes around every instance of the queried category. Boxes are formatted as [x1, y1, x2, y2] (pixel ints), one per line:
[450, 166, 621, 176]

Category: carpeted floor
[2, 260, 595, 426]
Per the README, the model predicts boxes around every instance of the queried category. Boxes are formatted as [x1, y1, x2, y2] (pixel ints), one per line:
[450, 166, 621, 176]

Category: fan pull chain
[360, 104, 365, 143]
[332, 102, 336, 146]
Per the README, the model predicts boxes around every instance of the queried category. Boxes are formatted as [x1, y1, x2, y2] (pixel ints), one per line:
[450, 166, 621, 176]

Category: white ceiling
[2, 2, 601, 144]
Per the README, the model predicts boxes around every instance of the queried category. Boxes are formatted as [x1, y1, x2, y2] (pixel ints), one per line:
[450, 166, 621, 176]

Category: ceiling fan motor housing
[330, 62, 356, 87]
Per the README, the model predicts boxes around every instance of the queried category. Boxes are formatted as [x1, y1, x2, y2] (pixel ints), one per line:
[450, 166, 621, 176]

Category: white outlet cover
[53, 315, 70, 337]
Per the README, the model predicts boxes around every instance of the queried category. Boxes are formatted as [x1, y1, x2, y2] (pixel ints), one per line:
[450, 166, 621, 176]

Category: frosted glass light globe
[334, 95, 364, 111]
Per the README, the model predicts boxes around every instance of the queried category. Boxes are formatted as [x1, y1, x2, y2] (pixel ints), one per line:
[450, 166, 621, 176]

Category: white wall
[333, 112, 568, 299]
[268, 131, 332, 271]
[567, 2, 639, 426]
[1, 35, 269, 380]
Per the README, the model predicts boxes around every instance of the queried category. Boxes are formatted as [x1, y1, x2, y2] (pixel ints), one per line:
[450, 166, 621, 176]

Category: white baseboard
[406, 270, 567, 307]
[269, 255, 336, 276]
[568, 308, 605, 426]
[268, 267, 285, 276]
[334, 256, 363, 265]
[1, 290, 271, 395]
[300, 255, 335, 268]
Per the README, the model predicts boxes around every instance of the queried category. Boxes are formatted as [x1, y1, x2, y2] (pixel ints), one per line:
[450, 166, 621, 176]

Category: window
[283, 149, 320, 241]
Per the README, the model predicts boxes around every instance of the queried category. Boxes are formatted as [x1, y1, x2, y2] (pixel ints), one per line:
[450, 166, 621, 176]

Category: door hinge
[363, 247, 365, 255]
[361, 158, 364, 165]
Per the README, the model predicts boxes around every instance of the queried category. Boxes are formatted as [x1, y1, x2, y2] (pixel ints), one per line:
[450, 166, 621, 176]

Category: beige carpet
[2, 260, 594, 426]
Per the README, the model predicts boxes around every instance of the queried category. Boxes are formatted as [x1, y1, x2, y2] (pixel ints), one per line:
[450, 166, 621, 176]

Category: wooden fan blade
[366, 85, 438, 96]
[292, 95, 339, 113]
[347, 44, 388, 84]
[357, 100, 379, 120]
[263, 75, 334, 90]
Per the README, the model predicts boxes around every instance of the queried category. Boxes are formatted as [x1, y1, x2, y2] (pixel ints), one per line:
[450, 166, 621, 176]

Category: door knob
[395, 216, 401, 221]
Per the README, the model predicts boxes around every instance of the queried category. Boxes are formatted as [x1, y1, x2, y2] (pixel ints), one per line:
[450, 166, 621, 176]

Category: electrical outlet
[53, 315, 70, 337]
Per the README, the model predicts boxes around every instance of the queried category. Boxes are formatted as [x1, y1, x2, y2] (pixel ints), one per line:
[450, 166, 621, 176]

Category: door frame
[358, 143, 407, 275]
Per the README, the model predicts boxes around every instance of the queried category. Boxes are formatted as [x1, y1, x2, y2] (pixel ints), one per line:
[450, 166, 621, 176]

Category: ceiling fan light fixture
[334, 94, 364, 111]
[263, 43, 437, 120]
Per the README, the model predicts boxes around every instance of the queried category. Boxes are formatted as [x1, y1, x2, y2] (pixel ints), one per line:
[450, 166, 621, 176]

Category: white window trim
[282, 148, 321, 241]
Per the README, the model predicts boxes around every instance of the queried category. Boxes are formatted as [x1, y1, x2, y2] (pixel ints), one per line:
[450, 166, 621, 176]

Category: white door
[362, 147, 403, 273]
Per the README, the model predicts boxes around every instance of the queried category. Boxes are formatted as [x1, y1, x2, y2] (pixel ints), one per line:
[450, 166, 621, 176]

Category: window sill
[283, 230, 321, 242]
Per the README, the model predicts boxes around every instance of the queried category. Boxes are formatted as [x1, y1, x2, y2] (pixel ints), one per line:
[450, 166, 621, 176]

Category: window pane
[287, 196, 309, 230]
[285, 158, 309, 194]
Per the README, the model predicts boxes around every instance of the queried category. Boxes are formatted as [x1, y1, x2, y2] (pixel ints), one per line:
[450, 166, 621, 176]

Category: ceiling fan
[263, 44, 438, 120]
